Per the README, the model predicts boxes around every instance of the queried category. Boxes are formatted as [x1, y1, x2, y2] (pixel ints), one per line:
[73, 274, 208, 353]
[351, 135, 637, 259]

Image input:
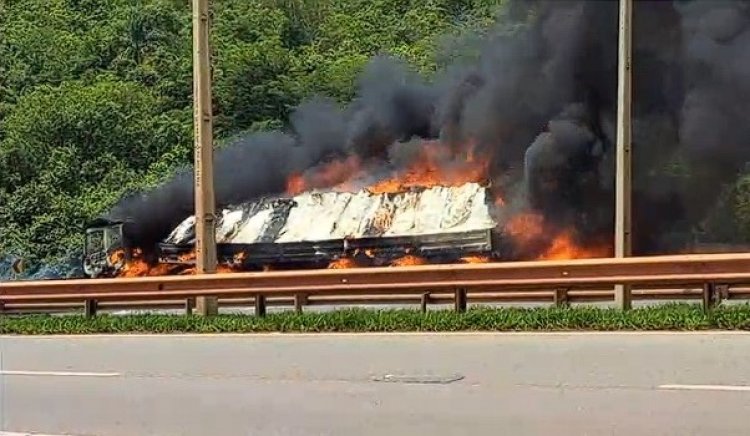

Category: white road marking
[659, 384, 750, 392]
[0, 370, 120, 377]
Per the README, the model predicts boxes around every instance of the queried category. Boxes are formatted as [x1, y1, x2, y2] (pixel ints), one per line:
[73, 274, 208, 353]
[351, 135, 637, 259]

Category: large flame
[504, 213, 545, 246]
[112, 249, 177, 278]
[112, 249, 239, 278]
[503, 213, 611, 260]
[286, 155, 363, 195]
[538, 231, 610, 260]
[367, 141, 489, 194]
[286, 140, 491, 196]
[303, 140, 611, 262]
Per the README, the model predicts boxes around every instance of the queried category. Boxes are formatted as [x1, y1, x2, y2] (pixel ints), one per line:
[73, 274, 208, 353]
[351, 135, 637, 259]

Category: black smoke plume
[106, 0, 750, 256]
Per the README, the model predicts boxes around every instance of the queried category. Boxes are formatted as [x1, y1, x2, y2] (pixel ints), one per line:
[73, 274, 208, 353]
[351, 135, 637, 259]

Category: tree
[0, 79, 190, 259]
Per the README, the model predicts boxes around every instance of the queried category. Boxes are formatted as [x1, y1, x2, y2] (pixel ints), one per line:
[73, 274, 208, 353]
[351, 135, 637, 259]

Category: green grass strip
[2, 304, 750, 335]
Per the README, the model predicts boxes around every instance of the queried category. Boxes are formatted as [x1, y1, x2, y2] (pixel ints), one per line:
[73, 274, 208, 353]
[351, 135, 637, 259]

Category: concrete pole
[192, 0, 218, 316]
[614, 0, 633, 310]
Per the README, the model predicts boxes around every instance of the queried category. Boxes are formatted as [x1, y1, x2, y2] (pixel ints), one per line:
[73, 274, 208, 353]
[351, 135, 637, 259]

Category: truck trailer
[83, 183, 501, 278]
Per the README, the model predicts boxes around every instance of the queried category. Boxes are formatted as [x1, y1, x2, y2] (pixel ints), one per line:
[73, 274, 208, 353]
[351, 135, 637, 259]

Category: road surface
[1, 332, 749, 435]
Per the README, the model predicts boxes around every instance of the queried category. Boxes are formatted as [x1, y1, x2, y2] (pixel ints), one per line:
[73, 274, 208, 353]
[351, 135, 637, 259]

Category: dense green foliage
[0, 0, 504, 261]
[2, 304, 750, 334]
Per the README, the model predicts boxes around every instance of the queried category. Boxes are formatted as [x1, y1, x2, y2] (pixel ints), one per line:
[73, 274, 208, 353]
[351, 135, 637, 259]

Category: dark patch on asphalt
[371, 373, 465, 384]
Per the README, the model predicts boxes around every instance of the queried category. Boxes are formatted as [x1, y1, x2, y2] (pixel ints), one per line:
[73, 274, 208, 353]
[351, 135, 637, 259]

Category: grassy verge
[2, 304, 750, 335]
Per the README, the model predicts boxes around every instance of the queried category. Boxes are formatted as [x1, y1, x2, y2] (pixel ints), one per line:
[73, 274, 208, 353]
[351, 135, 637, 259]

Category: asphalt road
[1, 332, 749, 436]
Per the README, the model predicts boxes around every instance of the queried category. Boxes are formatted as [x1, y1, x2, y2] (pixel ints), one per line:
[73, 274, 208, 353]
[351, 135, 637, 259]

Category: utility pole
[615, 0, 633, 310]
[192, 0, 218, 316]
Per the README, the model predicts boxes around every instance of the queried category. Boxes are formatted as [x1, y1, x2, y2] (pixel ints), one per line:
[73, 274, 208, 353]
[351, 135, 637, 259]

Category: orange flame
[504, 213, 611, 260]
[112, 248, 241, 278]
[169, 264, 238, 275]
[461, 255, 490, 264]
[363, 249, 376, 258]
[232, 251, 247, 266]
[504, 213, 544, 244]
[216, 264, 238, 273]
[287, 155, 364, 195]
[285, 140, 490, 196]
[390, 255, 428, 267]
[327, 258, 359, 269]
[119, 257, 175, 277]
[538, 231, 610, 260]
[178, 251, 196, 263]
[108, 249, 126, 266]
[368, 141, 489, 194]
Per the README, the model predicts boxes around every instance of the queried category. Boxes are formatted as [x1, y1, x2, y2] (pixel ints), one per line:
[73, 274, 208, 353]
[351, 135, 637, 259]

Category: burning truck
[83, 0, 665, 278]
[83, 182, 505, 278]
[81, 113, 613, 278]
[80, 103, 614, 278]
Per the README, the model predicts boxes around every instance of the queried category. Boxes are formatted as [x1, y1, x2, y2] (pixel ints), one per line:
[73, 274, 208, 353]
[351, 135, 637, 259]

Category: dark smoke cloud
[344, 57, 439, 158]
[434, 1, 605, 171]
[524, 104, 606, 224]
[427, 0, 619, 253]
[637, 0, 750, 252]
[107, 119, 344, 251]
[106, 0, 750, 256]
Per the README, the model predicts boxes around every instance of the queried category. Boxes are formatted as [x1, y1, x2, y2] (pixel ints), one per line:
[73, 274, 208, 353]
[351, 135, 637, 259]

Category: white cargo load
[163, 182, 496, 245]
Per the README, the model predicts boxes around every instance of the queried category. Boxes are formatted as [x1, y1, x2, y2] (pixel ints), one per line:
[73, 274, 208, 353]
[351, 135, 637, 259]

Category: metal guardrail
[2, 253, 750, 315]
[2, 288, 750, 316]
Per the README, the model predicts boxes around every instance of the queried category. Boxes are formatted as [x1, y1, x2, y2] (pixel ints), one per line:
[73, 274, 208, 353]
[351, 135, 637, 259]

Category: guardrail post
[185, 297, 195, 316]
[702, 282, 717, 312]
[454, 288, 467, 313]
[255, 294, 267, 317]
[615, 284, 632, 311]
[84, 299, 98, 317]
[294, 293, 308, 314]
[420, 292, 430, 313]
[553, 288, 569, 307]
[717, 284, 730, 304]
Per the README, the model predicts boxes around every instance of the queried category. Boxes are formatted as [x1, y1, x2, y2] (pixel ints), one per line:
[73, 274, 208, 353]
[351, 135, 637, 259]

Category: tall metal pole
[192, 0, 218, 316]
[615, 0, 633, 310]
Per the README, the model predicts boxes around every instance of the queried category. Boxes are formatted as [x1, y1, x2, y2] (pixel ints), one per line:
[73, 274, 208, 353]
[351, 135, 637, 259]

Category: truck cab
[83, 220, 128, 278]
